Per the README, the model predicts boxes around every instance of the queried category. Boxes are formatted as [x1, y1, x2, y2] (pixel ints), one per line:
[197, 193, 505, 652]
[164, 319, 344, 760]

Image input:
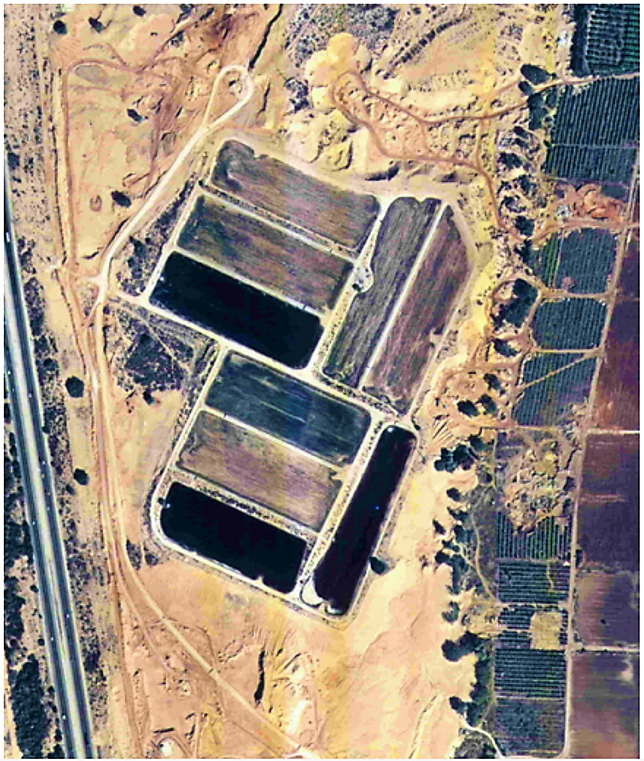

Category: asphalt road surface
[5, 179, 94, 759]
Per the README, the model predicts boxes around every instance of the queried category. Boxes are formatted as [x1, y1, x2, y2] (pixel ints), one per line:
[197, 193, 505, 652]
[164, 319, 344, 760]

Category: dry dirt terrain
[4, 4, 639, 759]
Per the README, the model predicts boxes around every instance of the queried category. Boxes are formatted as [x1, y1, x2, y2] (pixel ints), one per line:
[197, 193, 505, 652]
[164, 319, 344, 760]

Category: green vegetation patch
[495, 279, 538, 328]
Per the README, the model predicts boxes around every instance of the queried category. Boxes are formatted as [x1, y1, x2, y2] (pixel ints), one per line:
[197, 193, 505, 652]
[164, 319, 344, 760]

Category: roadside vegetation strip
[178, 194, 352, 311]
[206, 352, 371, 465]
[324, 197, 440, 388]
[211, 139, 380, 251]
[5, 216, 93, 759]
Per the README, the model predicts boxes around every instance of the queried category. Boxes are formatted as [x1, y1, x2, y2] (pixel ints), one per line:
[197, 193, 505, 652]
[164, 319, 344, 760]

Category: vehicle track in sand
[328, 68, 639, 243]
[55, 52, 318, 756]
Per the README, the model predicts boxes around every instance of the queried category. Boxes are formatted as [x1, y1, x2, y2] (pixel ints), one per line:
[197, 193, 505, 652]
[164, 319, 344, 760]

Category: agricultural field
[206, 353, 370, 465]
[177, 193, 352, 311]
[544, 145, 637, 185]
[177, 412, 341, 531]
[617, 225, 639, 301]
[520, 352, 582, 384]
[364, 208, 469, 412]
[531, 299, 606, 350]
[494, 698, 566, 757]
[571, 4, 640, 76]
[495, 514, 571, 562]
[324, 197, 440, 387]
[494, 649, 566, 699]
[514, 356, 596, 426]
[580, 432, 639, 507]
[497, 561, 570, 605]
[569, 652, 639, 758]
[498, 605, 568, 650]
[211, 140, 379, 250]
[551, 78, 640, 148]
[544, 78, 639, 185]
[577, 433, 639, 571]
[575, 570, 639, 647]
[593, 286, 639, 429]
[151, 252, 323, 368]
[527, 229, 617, 294]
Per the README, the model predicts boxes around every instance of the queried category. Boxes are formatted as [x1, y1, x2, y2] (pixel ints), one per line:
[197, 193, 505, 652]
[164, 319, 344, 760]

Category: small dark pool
[313, 426, 415, 614]
[151, 253, 323, 368]
[160, 483, 306, 594]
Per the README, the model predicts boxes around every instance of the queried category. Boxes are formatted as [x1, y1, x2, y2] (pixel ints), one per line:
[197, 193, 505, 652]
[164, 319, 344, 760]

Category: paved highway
[4, 177, 94, 758]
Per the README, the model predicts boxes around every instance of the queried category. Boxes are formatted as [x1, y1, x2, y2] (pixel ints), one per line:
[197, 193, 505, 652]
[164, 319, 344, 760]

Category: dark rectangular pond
[151, 253, 323, 368]
[207, 352, 370, 464]
[161, 482, 307, 594]
[313, 426, 416, 614]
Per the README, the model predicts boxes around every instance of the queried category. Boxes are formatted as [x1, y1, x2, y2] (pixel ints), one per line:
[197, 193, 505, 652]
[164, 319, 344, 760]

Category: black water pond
[207, 352, 370, 464]
[151, 253, 323, 368]
[313, 426, 415, 614]
[161, 482, 306, 594]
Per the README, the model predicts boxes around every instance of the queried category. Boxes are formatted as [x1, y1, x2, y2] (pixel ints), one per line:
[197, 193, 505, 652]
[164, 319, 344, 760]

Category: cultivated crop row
[514, 357, 596, 426]
[532, 299, 606, 350]
[494, 648, 566, 698]
[528, 229, 617, 294]
[497, 560, 569, 604]
[494, 698, 566, 756]
[571, 4, 640, 76]
[521, 352, 579, 384]
[495, 514, 571, 561]
[551, 78, 640, 147]
[544, 144, 637, 185]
